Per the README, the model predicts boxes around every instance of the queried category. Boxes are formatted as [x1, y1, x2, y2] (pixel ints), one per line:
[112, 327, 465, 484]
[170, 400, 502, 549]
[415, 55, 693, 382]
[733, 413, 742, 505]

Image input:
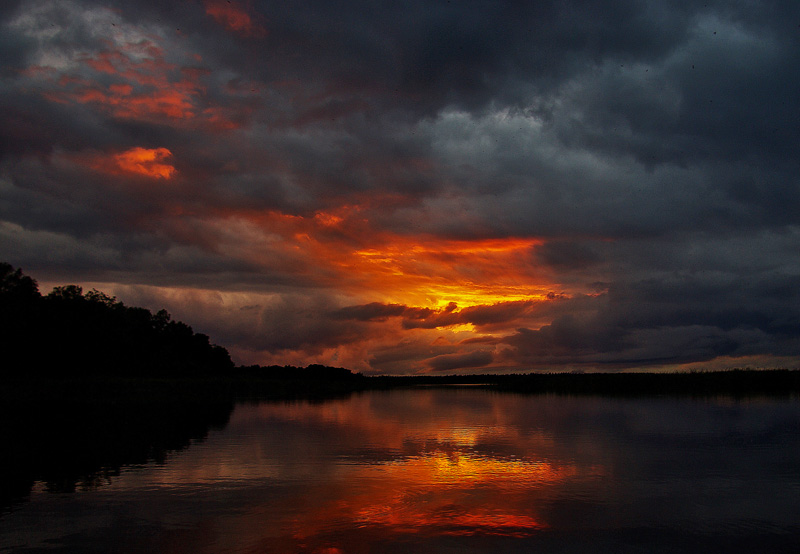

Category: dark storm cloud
[333, 300, 543, 331]
[206, 0, 800, 177]
[429, 350, 494, 372]
[6, 0, 798, 227]
[534, 240, 603, 271]
[332, 302, 408, 322]
[1, 0, 798, 371]
[498, 264, 800, 368]
[251, 293, 365, 352]
[221, 0, 693, 113]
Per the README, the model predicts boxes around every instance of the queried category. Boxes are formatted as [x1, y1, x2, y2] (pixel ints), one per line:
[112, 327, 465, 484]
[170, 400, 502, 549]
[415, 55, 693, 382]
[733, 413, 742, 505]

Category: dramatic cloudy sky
[1, 0, 798, 374]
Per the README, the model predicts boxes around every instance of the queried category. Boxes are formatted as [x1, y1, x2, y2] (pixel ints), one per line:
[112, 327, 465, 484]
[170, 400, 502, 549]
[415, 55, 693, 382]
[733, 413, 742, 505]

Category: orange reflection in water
[340, 453, 570, 536]
[95, 393, 611, 554]
[232, 398, 603, 553]
[266, 450, 592, 554]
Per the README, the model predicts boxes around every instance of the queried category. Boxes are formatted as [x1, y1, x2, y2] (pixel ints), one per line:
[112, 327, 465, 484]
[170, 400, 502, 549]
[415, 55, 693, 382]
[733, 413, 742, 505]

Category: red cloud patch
[114, 147, 176, 179]
[204, 0, 267, 37]
[75, 147, 177, 179]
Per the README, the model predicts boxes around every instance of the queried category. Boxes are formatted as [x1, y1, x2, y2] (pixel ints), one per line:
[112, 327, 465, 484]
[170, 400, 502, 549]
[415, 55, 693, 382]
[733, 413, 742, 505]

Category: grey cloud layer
[1, 0, 798, 370]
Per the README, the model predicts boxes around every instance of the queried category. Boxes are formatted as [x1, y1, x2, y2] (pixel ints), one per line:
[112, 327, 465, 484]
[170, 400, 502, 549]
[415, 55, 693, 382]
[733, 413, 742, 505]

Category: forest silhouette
[1, 262, 234, 378]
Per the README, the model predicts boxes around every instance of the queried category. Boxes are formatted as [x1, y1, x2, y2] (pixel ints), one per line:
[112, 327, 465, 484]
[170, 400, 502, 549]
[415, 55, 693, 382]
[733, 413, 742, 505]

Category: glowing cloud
[225, 208, 558, 309]
[113, 147, 176, 179]
[17, 5, 248, 132]
[351, 237, 549, 308]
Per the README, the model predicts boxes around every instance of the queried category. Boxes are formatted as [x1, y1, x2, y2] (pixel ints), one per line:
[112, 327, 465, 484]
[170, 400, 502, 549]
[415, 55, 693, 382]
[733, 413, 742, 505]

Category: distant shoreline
[3, 368, 799, 403]
[364, 368, 800, 397]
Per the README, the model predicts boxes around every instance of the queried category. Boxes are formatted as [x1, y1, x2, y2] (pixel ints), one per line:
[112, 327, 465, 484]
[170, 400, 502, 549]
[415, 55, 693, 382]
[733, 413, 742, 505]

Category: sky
[1, 0, 798, 374]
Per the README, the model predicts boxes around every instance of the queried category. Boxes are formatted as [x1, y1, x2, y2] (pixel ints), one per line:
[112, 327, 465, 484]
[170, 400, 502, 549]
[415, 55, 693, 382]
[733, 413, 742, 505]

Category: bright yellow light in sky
[353, 236, 551, 308]
[405, 283, 549, 309]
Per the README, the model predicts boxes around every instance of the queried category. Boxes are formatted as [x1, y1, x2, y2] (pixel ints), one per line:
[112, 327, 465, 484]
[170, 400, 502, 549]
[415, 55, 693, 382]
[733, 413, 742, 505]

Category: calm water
[1, 388, 799, 553]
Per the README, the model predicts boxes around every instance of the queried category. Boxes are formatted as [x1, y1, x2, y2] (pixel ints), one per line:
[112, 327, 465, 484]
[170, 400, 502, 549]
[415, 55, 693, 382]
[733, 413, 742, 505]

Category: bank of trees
[0, 263, 233, 378]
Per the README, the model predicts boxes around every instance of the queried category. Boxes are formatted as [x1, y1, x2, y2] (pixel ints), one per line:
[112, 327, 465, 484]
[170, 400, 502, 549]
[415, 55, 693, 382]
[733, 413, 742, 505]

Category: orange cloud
[93, 200, 596, 371]
[170, 206, 579, 371]
[113, 147, 176, 179]
[74, 147, 177, 179]
[223, 207, 554, 310]
[350, 237, 549, 308]
[108, 83, 133, 96]
[68, 44, 201, 121]
[27, 29, 247, 132]
[204, 0, 267, 37]
[88, 204, 581, 371]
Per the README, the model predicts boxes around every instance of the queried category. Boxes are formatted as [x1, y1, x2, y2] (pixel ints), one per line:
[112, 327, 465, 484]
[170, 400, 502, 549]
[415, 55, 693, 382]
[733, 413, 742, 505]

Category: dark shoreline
[411, 368, 800, 398]
[3, 368, 799, 404]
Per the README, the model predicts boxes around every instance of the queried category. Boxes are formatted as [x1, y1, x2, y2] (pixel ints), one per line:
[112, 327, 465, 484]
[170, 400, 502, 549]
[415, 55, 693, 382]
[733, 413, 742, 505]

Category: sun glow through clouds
[6, 0, 796, 373]
[353, 237, 550, 308]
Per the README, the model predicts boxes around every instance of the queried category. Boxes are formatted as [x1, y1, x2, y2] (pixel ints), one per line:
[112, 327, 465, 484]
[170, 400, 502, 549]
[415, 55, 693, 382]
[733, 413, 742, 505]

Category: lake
[1, 388, 799, 553]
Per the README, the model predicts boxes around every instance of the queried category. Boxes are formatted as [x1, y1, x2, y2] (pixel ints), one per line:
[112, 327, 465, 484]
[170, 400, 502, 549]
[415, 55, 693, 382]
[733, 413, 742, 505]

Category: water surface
[1, 389, 799, 553]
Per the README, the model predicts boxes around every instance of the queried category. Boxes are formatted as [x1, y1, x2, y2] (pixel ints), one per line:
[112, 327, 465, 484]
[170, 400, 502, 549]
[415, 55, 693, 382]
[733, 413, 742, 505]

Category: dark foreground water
[1, 388, 799, 553]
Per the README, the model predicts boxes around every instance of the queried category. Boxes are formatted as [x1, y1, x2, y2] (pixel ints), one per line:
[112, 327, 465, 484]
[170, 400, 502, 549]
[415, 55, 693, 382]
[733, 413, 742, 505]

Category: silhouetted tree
[0, 263, 39, 300]
[0, 263, 234, 378]
[47, 284, 84, 302]
[1, 263, 42, 374]
[84, 288, 118, 307]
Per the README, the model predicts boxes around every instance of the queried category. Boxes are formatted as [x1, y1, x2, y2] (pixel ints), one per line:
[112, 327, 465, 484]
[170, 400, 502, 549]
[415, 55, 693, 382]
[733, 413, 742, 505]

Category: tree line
[1, 262, 234, 378]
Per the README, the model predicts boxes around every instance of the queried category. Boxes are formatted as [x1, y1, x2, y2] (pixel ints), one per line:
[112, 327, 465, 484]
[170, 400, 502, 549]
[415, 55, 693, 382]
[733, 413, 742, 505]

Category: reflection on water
[1, 389, 799, 553]
[0, 395, 234, 512]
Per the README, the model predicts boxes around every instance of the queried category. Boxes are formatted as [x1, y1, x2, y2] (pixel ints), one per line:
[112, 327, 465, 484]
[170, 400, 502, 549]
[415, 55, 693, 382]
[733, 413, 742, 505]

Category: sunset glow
[352, 237, 549, 308]
[3, 4, 799, 554]
[113, 147, 176, 179]
[226, 209, 558, 308]
[3, 0, 798, 373]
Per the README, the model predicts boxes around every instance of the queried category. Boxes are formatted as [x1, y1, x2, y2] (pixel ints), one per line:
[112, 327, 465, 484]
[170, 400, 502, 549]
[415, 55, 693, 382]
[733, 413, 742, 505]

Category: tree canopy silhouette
[1, 262, 233, 378]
